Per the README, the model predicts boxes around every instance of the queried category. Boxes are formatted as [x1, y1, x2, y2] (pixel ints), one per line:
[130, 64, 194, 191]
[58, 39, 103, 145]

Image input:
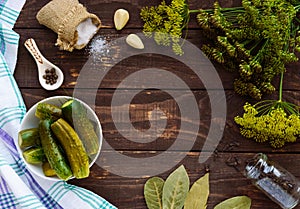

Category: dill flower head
[140, 0, 189, 55]
[234, 101, 300, 148]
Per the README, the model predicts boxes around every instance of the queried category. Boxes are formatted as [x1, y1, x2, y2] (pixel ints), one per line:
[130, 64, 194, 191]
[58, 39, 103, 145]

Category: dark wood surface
[14, 0, 300, 208]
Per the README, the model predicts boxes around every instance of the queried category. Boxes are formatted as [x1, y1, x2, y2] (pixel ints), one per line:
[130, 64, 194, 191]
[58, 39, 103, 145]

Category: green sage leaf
[184, 173, 209, 209]
[214, 196, 252, 209]
[162, 165, 190, 209]
[144, 177, 165, 209]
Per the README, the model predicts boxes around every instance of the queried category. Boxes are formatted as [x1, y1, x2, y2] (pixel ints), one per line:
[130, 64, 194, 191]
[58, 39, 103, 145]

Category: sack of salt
[36, 0, 101, 52]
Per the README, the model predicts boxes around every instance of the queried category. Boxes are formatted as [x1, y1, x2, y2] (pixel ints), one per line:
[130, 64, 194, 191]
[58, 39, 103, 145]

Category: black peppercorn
[43, 68, 58, 85]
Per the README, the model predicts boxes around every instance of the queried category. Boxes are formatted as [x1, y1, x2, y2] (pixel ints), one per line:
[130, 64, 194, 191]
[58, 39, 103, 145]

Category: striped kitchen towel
[0, 1, 117, 209]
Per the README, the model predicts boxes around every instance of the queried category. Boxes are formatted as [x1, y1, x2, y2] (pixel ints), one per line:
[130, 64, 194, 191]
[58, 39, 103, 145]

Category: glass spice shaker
[244, 153, 300, 209]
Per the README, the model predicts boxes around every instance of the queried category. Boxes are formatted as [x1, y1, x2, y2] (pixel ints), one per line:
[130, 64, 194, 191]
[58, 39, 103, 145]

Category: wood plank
[15, 28, 227, 89]
[19, 88, 300, 153]
[14, 28, 300, 92]
[15, 0, 242, 29]
[69, 151, 298, 209]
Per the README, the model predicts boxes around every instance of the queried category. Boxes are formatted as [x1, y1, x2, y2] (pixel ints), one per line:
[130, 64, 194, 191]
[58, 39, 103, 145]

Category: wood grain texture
[20, 89, 300, 153]
[14, 0, 300, 208]
[68, 151, 299, 209]
[15, 28, 300, 93]
[15, 0, 242, 29]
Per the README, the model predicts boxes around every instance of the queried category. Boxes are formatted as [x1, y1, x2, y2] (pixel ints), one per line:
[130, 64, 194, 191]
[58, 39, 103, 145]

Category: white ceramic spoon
[24, 38, 64, 91]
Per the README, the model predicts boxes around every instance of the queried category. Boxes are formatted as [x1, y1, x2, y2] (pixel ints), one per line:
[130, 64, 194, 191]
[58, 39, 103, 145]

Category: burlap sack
[36, 0, 101, 51]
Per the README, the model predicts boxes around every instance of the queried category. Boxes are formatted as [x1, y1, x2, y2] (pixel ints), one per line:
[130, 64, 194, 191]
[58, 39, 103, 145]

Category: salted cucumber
[39, 119, 72, 180]
[51, 118, 90, 179]
[18, 128, 40, 149]
[42, 161, 56, 177]
[61, 99, 99, 156]
[23, 147, 45, 164]
[35, 103, 62, 121]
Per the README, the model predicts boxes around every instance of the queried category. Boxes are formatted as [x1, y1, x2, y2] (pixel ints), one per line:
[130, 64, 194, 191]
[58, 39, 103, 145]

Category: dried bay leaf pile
[143, 165, 251, 209]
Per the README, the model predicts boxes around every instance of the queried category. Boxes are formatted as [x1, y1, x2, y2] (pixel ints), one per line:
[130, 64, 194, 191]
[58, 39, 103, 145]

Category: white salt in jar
[245, 153, 300, 209]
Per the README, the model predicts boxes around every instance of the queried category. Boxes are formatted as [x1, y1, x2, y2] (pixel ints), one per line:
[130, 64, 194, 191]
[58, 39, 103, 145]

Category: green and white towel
[0, 1, 117, 208]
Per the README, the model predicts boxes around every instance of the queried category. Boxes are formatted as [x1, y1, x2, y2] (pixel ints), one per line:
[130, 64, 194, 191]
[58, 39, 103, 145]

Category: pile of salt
[76, 18, 99, 46]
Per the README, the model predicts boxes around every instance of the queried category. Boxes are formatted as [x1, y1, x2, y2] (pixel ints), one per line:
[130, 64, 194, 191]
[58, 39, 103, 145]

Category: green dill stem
[251, 39, 268, 62]
[249, 39, 263, 52]
[279, 72, 284, 102]
[188, 9, 202, 14]
[189, 7, 245, 15]
[295, 18, 300, 24]
[294, 5, 300, 11]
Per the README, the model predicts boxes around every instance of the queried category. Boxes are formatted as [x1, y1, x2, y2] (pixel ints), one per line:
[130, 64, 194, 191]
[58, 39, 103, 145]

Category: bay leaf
[214, 196, 252, 209]
[162, 165, 190, 209]
[184, 173, 209, 209]
[144, 177, 165, 209]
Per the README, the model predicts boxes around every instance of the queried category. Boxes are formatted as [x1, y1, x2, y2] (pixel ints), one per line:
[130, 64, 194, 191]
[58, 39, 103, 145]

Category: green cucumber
[51, 118, 90, 179]
[35, 103, 62, 121]
[39, 119, 72, 180]
[61, 99, 99, 156]
[18, 128, 40, 149]
[22, 147, 45, 164]
[42, 161, 56, 177]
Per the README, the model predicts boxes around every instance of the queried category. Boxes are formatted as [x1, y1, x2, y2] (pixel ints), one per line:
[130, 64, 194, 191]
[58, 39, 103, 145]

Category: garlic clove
[114, 9, 129, 30]
[126, 34, 144, 49]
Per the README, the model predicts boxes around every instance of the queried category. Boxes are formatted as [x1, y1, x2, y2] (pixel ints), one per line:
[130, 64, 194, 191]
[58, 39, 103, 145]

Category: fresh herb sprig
[234, 72, 300, 148]
[140, 0, 197, 55]
[140, 0, 300, 99]
[141, 0, 300, 148]
[198, 0, 300, 99]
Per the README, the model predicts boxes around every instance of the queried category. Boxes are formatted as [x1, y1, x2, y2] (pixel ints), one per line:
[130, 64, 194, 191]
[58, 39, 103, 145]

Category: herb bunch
[140, 0, 300, 99]
[198, 0, 300, 99]
[140, 0, 300, 148]
[234, 72, 300, 148]
[140, 0, 190, 55]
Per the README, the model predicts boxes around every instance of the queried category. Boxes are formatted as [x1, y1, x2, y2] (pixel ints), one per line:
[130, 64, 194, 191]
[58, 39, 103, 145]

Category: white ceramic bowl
[18, 96, 102, 181]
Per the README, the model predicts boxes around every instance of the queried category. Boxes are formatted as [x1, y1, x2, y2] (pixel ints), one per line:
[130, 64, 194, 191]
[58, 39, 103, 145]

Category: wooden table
[14, 0, 300, 208]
